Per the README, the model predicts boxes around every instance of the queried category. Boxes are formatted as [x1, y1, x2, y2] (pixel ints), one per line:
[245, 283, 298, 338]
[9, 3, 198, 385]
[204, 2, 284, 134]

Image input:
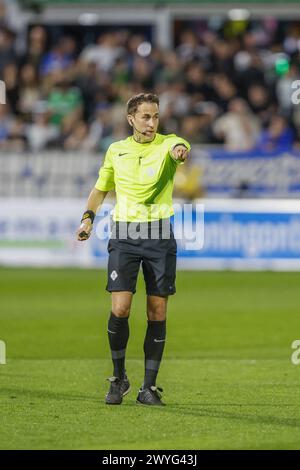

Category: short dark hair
[126, 93, 159, 115]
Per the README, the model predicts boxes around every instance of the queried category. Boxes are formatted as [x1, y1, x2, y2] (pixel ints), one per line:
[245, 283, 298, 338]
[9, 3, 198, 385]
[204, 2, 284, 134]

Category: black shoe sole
[136, 399, 165, 407]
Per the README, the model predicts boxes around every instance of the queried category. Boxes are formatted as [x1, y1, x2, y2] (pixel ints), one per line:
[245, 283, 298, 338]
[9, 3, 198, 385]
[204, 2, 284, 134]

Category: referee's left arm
[77, 145, 115, 241]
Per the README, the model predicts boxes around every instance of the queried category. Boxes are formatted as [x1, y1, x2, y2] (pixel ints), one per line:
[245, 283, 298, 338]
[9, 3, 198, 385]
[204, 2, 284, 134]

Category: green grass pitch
[0, 268, 300, 450]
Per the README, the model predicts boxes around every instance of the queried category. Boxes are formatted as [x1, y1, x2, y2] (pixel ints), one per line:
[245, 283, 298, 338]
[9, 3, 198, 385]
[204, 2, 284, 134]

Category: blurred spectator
[256, 114, 294, 151]
[63, 120, 89, 151]
[0, 18, 299, 153]
[79, 106, 109, 152]
[47, 79, 82, 127]
[236, 51, 266, 94]
[75, 60, 103, 120]
[40, 37, 76, 76]
[80, 32, 124, 72]
[180, 108, 217, 144]
[131, 56, 154, 89]
[111, 56, 130, 86]
[126, 33, 146, 66]
[6, 117, 27, 152]
[155, 51, 183, 84]
[247, 84, 275, 127]
[18, 63, 41, 117]
[26, 106, 59, 152]
[159, 80, 191, 125]
[19, 26, 47, 71]
[3, 62, 19, 114]
[184, 61, 213, 101]
[0, 1, 6, 28]
[0, 26, 16, 72]
[92, 105, 114, 150]
[211, 39, 235, 76]
[213, 98, 260, 151]
[176, 30, 208, 64]
[212, 73, 237, 112]
[180, 114, 203, 144]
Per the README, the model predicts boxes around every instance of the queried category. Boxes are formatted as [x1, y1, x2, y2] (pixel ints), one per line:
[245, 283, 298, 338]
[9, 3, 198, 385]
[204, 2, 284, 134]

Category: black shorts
[106, 218, 177, 296]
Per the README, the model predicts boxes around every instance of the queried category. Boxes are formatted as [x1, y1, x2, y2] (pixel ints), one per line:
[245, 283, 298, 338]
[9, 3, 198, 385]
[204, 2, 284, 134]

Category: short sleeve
[95, 145, 115, 191]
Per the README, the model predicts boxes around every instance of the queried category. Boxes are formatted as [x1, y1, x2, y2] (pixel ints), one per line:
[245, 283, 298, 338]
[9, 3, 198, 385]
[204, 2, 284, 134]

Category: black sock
[107, 312, 129, 379]
[143, 320, 166, 389]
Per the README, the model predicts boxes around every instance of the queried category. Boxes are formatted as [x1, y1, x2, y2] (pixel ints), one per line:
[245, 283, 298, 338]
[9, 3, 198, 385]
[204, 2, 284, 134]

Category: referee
[76, 93, 190, 406]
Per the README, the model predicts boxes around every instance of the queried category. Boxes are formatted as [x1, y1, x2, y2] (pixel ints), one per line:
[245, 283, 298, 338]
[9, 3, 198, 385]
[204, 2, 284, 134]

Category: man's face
[128, 102, 159, 142]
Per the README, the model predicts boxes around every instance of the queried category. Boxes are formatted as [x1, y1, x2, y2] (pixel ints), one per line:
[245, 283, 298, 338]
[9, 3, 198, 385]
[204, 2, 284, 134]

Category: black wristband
[81, 210, 95, 224]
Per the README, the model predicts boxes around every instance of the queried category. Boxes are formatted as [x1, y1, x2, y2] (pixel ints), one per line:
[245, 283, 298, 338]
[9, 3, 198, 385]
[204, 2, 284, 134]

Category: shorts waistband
[111, 218, 173, 239]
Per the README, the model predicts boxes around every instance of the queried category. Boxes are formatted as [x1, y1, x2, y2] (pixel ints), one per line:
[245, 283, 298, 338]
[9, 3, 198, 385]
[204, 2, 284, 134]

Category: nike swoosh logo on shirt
[154, 339, 165, 343]
[118, 152, 129, 156]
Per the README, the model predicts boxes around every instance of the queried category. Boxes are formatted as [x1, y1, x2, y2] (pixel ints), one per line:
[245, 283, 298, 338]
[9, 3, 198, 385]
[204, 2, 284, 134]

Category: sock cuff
[110, 311, 129, 322]
[147, 320, 166, 325]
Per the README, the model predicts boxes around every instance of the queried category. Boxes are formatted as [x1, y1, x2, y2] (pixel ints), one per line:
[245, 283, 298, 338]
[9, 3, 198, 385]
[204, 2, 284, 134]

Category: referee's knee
[147, 295, 168, 321]
[112, 306, 130, 318]
[147, 305, 167, 321]
[111, 306, 131, 318]
[111, 292, 132, 318]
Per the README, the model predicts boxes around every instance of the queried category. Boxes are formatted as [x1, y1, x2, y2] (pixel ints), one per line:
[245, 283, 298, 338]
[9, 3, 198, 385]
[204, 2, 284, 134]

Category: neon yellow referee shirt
[95, 133, 191, 222]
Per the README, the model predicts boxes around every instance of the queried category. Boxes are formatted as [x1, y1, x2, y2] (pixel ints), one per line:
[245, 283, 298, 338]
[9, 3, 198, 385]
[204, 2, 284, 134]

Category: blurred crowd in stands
[1, 1, 300, 154]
